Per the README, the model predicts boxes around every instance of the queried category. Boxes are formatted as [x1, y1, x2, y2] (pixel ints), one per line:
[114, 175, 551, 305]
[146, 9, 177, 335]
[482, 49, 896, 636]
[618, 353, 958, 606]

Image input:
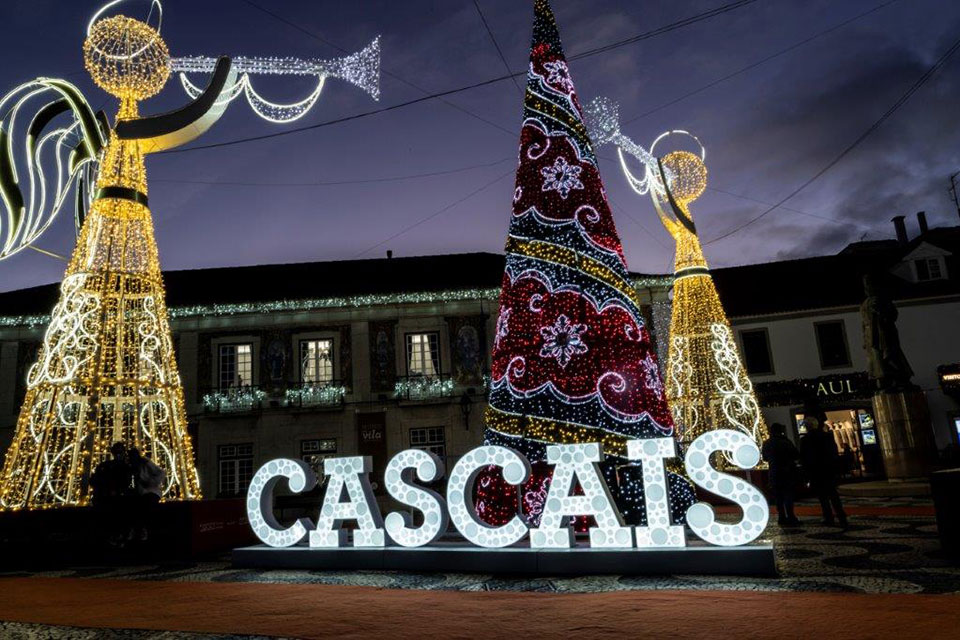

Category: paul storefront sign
[247, 429, 769, 551]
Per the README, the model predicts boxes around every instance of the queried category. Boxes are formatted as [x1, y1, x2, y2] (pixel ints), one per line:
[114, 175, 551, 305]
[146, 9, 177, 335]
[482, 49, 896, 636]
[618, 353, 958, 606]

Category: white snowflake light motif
[543, 60, 574, 93]
[642, 354, 664, 396]
[495, 307, 511, 348]
[540, 314, 588, 368]
[541, 156, 584, 199]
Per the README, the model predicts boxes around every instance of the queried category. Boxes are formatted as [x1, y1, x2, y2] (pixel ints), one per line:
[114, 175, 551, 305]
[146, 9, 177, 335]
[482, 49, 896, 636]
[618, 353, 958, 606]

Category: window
[301, 438, 337, 475]
[915, 258, 944, 282]
[300, 339, 334, 384]
[219, 343, 252, 388]
[814, 321, 851, 369]
[406, 332, 440, 376]
[410, 426, 445, 459]
[218, 443, 253, 496]
[739, 328, 774, 375]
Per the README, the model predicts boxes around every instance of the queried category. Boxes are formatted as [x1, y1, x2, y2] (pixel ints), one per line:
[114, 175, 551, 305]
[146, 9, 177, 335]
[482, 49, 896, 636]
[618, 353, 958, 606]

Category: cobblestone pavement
[2, 497, 955, 601]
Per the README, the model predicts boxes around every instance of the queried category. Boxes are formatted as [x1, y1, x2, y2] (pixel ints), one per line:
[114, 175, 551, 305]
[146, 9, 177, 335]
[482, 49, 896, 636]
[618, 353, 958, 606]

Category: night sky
[1, 0, 959, 294]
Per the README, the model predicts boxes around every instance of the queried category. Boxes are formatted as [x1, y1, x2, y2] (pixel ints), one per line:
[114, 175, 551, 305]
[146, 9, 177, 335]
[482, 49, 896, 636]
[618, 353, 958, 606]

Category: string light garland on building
[478, 0, 695, 530]
[0, 277, 674, 330]
[0, 10, 201, 510]
[0, 0, 381, 510]
[585, 97, 769, 457]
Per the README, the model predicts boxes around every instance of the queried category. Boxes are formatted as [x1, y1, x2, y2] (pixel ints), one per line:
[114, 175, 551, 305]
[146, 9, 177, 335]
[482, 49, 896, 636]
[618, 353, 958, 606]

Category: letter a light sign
[244, 429, 772, 572]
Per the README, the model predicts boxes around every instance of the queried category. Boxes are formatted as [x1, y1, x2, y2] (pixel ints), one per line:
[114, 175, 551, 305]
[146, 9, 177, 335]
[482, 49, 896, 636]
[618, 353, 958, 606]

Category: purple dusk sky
[1, 0, 959, 294]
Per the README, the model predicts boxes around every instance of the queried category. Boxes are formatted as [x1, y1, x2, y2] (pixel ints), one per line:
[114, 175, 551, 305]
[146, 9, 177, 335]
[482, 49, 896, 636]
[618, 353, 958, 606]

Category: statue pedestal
[872, 389, 937, 480]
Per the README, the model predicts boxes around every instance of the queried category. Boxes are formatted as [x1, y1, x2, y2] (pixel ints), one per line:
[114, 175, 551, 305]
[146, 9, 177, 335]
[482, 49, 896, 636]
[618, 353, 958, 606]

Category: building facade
[723, 217, 960, 476]
[1, 219, 958, 500]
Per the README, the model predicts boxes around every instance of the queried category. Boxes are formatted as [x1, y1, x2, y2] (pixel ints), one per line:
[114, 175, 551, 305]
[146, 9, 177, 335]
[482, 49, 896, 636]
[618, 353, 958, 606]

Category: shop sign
[754, 372, 870, 406]
[247, 429, 768, 552]
[938, 364, 960, 393]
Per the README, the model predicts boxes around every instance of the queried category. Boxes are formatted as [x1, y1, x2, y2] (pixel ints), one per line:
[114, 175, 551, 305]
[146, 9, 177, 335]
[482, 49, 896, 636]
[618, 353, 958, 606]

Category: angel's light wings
[0, 0, 381, 262]
[0, 79, 107, 261]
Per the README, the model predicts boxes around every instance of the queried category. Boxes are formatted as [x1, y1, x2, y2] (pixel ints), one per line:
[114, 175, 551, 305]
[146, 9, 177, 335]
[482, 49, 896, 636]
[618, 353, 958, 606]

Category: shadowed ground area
[0, 497, 957, 638]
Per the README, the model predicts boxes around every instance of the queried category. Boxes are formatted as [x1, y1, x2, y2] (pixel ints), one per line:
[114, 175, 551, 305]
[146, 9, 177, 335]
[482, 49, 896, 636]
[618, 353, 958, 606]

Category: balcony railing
[202, 385, 266, 414]
[394, 375, 456, 401]
[284, 381, 347, 409]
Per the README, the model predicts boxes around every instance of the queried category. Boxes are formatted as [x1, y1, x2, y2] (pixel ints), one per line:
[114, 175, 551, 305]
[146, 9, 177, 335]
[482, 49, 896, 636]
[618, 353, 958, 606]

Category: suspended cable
[472, 0, 524, 94]
[152, 156, 514, 187]
[353, 167, 515, 258]
[705, 33, 960, 244]
[160, 0, 763, 155]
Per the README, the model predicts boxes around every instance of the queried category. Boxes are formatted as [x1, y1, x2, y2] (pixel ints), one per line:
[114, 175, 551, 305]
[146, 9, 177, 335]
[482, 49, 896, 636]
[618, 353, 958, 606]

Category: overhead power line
[152, 156, 514, 187]
[160, 0, 762, 155]
[623, 0, 901, 125]
[353, 167, 516, 258]
[472, 0, 525, 95]
[705, 32, 960, 244]
[239, 0, 515, 137]
[568, 0, 757, 61]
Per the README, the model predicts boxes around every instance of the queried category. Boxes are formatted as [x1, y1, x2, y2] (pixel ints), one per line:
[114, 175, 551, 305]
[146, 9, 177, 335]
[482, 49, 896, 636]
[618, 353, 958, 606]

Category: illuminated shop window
[218, 443, 254, 496]
[300, 339, 334, 384]
[410, 426, 446, 460]
[406, 332, 440, 376]
[814, 321, 850, 369]
[219, 343, 253, 388]
[739, 328, 774, 375]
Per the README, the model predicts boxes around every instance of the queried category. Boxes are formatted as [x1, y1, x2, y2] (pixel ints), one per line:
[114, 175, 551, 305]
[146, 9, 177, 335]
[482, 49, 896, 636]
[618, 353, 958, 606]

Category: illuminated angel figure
[585, 97, 769, 457]
[0, 0, 380, 510]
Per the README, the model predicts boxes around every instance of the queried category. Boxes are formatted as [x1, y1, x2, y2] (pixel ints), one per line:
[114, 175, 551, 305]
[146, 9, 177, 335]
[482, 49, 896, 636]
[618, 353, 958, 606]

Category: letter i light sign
[244, 429, 773, 571]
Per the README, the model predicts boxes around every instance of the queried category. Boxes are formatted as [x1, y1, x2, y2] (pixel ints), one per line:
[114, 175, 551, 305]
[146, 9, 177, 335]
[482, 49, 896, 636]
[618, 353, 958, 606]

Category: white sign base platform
[232, 540, 777, 576]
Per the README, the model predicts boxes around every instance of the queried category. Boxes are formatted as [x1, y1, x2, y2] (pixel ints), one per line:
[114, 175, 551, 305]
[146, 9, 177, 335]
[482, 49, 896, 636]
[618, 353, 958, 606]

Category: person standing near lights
[761, 423, 801, 527]
[800, 417, 848, 529]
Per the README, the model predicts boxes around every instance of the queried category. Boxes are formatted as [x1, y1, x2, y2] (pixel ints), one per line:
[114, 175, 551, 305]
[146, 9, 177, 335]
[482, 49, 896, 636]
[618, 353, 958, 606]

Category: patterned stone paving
[2, 497, 955, 598]
[0, 498, 955, 638]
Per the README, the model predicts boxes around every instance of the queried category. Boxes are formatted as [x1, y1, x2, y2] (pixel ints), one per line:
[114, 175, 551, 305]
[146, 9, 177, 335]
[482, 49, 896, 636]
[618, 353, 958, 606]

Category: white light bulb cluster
[684, 430, 769, 546]
[247, 434, 769, 551]
[383, 449, 448, 548]
[310, 456, 385, 548]
[0, 79, 104, 261]
[530, 443, 632, 548]
[171, 37, 381, 123]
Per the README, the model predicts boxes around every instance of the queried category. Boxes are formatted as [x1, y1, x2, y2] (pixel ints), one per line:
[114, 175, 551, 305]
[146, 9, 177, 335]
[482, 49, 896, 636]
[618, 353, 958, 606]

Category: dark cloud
[1, 0, 958, 293]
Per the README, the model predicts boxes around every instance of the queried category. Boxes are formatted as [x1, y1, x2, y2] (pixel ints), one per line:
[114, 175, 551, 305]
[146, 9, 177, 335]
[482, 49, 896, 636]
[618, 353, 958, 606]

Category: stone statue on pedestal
[861, 273, 937, 480]
[861, 274, 916, 392]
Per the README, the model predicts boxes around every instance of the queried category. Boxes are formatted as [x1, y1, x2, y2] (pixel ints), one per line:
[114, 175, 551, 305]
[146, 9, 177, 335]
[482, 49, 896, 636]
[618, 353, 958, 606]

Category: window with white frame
[300, 438, 337, 475]
[218, 443, 254, 496]
[300, 339, 334, 384]
[410, 426, 445, 459]
[914, 257, 945, 282]
[219, 343, 253, 388]
[406, 332, 440, 376]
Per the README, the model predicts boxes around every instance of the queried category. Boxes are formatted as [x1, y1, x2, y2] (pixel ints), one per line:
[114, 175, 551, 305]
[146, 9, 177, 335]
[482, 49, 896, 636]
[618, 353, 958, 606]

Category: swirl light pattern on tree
[480, 0, 694, 531]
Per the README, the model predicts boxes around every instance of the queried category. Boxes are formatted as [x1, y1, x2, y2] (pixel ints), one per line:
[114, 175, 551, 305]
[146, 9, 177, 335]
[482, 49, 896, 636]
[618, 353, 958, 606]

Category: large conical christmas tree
[0, 14, 201, 510]
[480, 0, 693, 525]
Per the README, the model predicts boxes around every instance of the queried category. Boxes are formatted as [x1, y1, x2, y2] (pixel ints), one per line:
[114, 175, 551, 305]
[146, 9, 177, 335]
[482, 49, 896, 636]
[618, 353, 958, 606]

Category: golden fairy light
[0, 11, 200, 510]
[585, 99, 769, 456]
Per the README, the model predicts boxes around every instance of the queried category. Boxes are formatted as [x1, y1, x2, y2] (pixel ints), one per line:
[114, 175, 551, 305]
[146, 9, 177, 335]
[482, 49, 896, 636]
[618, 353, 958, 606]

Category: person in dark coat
[90, 442, 133, 546]
[761, 423, 801, 526]
[127, 447, 166, 542]
[800, 417, 848, 528]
